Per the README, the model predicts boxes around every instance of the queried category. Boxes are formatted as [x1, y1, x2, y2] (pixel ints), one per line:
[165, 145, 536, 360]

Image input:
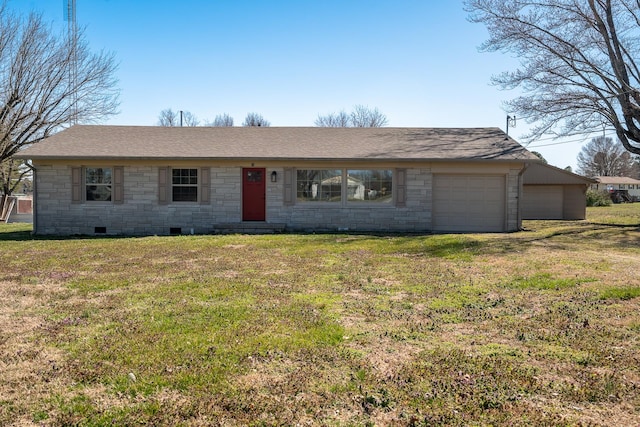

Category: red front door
[242, 168, 266, 221]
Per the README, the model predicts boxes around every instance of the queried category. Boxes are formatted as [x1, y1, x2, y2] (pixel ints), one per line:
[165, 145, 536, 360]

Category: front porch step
[213, 222, 286, 234]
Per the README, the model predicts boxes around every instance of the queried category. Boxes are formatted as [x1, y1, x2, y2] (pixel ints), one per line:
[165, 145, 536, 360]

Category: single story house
[521, 163, 595, 220]
[591, 176, 640, 199]
[16, 125, 541, 235]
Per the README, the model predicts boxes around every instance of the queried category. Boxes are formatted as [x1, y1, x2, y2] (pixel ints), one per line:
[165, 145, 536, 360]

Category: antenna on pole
[65, 0, 78, 125]
[506, 115, 516, 138]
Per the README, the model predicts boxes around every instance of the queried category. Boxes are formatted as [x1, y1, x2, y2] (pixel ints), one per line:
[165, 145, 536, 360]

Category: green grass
[504, 272, 593, 290]
[599, 286, 640, 300]
[1, 204, 640, 425]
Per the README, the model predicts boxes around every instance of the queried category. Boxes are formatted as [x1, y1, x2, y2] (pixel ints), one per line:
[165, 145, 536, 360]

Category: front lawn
[1, 205, 639, 425]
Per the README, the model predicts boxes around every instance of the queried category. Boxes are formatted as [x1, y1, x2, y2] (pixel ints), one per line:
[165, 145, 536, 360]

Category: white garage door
[522, 185, 563, 219]
[433, 174, 506, 232]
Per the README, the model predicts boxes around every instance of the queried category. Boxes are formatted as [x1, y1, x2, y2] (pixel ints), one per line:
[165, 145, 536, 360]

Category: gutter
[24, 161, 37, 235]
[517, 162, 531, 230]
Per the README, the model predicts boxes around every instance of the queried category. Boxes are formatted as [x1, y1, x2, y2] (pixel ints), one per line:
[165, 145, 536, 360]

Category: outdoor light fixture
[271, 171, 277, 182]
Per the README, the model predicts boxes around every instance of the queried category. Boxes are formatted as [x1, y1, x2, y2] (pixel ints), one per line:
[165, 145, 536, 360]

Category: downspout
[25, 161, 36, 235]
[517, 162, 530, 230]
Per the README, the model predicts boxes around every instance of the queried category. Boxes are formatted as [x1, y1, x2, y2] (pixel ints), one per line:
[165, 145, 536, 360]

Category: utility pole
[65, 0, 78, 125]
[506, 115, 516, 138]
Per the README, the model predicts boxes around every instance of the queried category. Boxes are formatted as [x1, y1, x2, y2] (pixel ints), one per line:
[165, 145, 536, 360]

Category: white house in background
[591, 176, 640, 199]
[16, 125, 541, 236]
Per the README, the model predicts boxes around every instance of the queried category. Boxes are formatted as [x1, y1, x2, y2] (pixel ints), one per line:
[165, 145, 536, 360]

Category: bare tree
[350, 105, 388, 127]
[0, 6, 119, 168]
[181, 111, 199, 127]
[315, 105, 388, 127]
[577, 136, 640, 177]
[157, 108, 178, 126]
[0, 158, 31, 195]
[157, 108, 199, 126]
[466, 0, 640, 155]
[209, 113, 234, 127]
[242, 112, 270, 127]
[314, 111, 350, 127]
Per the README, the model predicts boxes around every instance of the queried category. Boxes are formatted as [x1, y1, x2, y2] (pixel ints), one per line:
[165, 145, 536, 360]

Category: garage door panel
[522, 186, 563, 219]
[444, 201, 469, 211]
[433, 174, 505, 232]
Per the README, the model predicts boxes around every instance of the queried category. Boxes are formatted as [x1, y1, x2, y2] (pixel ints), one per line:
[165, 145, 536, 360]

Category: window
[295, 169, 394, 204]
[297, 169, 342, 202]
[172, 168, 198, 202]
[72, 166, 123, 204]
[158, 167, 209, 205]
[246, 169, 263, 182]
[85, 167, 112, 201]
[346, 170, 393, 203]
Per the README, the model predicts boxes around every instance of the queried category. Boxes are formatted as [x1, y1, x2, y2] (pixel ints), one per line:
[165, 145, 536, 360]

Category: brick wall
[269, 168, 432, 232]
[36, 165, 243, 235]
[34, 164, 521, 235]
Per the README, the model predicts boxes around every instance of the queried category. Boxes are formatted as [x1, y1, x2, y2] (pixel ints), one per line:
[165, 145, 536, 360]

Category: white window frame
[72, 166, 124, 204]
[296, 169, 343, 204]
[85, 167, 113, 202]
[294, 168, 396, 207]
[171, 168, 198, 202]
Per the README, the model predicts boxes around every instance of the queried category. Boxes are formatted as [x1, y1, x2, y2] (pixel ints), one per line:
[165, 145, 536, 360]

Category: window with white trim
[295, 168, 394, 205]
[296, 169, 342, 202]
[73, 166, 123, 204]
[85, 167, 112, 202]
[172, 168, 198, 202]
[346, 170, 393, 203]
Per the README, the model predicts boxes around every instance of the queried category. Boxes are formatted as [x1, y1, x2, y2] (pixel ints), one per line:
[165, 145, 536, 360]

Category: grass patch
[1, 204, 640, 425]
[504, 273, 588, 290]
[599, 286, 640, 300]
[587, 203, 640, 225]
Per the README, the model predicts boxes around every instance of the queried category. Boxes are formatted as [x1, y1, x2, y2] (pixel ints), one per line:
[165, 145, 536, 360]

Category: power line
[527, 131, 618, 148]
[521, 127, 612, 143]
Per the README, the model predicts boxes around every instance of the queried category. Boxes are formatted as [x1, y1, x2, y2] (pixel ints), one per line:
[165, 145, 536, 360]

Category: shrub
[586, 189, 612, 207]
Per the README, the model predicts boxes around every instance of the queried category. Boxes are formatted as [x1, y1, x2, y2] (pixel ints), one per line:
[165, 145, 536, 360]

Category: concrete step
[213, 222, 286, 234]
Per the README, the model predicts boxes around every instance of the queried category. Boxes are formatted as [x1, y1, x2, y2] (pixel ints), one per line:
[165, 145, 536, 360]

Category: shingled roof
[593, 176, 640, 185]
[17, 125, 539, 162]
[523, 163, 596, 185]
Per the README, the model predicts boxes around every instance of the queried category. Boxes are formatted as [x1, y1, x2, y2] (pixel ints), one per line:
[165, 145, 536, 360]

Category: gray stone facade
[33, 164, 523, 235]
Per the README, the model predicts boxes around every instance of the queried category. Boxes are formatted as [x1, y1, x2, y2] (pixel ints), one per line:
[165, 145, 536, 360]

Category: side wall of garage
[522, 184, 588, 220]
[521, 163, 592, 221]
[563, 185, 588, 220]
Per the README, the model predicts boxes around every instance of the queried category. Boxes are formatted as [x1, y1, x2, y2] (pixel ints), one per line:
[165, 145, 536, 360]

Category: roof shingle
[594, 176, 640, 185]
[17, 125, 539, 162]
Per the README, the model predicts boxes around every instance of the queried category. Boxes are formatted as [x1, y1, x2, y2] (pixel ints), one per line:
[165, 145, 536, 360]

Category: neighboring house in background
[591, 176, 640, 199]
[16, 125, 540, 235]
[522, 163, 595, 220]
